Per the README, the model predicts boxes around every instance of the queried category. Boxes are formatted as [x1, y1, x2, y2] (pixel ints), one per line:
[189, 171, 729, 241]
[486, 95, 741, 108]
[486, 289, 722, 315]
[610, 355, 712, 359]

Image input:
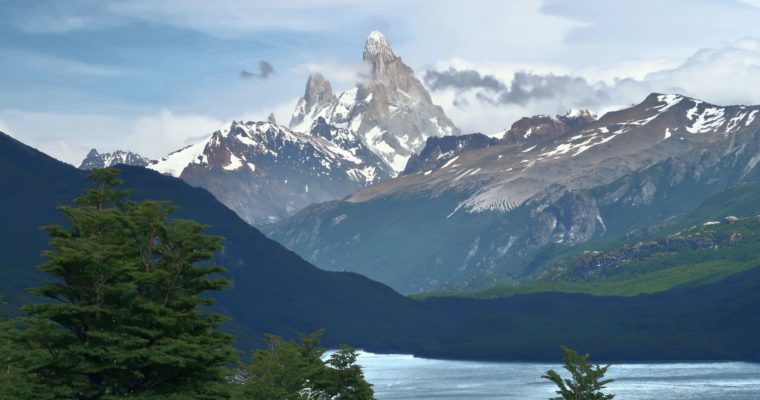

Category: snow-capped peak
[79, 148, 151, 170]
[565, 108, 597, 120]
[364, 31, 394, 58]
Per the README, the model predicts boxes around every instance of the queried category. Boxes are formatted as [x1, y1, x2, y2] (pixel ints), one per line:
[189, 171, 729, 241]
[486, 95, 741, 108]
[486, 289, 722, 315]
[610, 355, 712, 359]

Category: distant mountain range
[79, 148, 151, 169]
[5, 129, 760, 362]
[268, 93, 760, 293]
[79, 31, 456, 225]
[72, 32, 760, 299]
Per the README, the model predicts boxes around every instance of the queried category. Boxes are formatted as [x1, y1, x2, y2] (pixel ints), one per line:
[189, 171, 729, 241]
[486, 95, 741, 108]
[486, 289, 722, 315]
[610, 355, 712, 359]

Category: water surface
[357, 353, 760, 399]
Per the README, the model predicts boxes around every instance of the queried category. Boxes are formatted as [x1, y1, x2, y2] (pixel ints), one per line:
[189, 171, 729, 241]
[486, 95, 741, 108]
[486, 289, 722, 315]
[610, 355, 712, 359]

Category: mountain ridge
[268, 93, 760, 293]
[80, 31, 459, 225]
[79, 148, 152, 170]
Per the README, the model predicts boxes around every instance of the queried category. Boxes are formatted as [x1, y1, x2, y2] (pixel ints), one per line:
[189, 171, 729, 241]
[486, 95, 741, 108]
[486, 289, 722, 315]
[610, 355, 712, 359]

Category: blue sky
[3, 0, 760, 164]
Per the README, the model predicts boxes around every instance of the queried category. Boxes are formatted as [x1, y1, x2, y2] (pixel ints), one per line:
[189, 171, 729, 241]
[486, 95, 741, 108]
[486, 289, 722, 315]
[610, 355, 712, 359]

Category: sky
[3, 0, 760, 164]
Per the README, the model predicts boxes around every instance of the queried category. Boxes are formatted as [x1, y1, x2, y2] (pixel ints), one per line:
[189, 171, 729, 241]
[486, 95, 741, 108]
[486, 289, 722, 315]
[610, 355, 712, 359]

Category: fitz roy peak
[290, 31, 460, 173]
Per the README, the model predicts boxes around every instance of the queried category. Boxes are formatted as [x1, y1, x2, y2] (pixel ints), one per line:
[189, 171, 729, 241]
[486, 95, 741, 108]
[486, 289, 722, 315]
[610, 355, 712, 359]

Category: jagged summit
[363, 31, 395, 59]
[147, 118, 390, 224]
[501, 109, 597, 144]
[289, 31, 460, 174]
[79, 148, 151, 170]
[303, 73, 336, 108]
[267, 112, 277, 125]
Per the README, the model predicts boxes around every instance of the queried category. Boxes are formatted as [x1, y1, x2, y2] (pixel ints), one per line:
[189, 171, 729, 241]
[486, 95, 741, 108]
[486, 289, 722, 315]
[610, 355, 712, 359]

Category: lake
[356, 352, 760, 399]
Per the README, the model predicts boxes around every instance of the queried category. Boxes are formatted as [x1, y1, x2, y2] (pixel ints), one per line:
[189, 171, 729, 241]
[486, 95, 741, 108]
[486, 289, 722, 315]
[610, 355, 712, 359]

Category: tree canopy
[9, 168, 236, 399]
[543, 346, 614, 400]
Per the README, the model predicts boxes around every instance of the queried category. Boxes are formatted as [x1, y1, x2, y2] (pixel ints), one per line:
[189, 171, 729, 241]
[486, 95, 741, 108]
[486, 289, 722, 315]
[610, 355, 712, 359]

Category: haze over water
[357, 353, 760, 399]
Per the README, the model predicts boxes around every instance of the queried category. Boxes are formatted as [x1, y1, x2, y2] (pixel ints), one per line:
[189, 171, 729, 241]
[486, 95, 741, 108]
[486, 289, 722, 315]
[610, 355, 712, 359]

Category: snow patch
[441, 155, 460, 168]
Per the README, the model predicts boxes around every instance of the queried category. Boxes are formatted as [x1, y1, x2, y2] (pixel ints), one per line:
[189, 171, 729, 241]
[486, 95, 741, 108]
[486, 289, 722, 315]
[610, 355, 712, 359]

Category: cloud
[1, 50, 126, 77]
[9, 1, 124, 34]
[426, 68, 648, 110]
[240, 61, 275, 79]
[425, 39, 760, 135]
[0, 109, 224, 165]
[642, 39, 760, 106]
[130, 110, 225, 152]
[295, 61, 373, 91]
[0, 98, 304, 166]
[423, 68, 506, 92]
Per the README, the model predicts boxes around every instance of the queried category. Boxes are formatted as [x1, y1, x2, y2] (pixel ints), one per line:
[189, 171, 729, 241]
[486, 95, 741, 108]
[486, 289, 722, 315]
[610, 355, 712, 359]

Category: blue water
[356, 353, 760, 399]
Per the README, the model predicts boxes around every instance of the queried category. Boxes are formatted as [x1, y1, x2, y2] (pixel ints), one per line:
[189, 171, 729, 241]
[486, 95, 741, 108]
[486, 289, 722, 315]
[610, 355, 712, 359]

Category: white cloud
[295, 61, 373, 92]
[0, 109, 224, 165]
[574, 58, 681, 85]
[238, 97, 301, 128]
[0, 101, 310, 166]
[1, 50, 127, 77]
[130, 110, 225, 155]
[644, 39, 760, 106]
[105, 0, 391, 37]
[426, 39, 760, 135]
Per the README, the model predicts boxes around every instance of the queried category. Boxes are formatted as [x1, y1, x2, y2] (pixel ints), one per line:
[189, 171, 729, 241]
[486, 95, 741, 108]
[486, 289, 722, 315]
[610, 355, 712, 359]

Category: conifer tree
[235, 332, 374, 400]
[542, 346, 614, 400]
[322, 345, 374, 400]
[1, 308, 32, 399]
[12, 168, 235, 399]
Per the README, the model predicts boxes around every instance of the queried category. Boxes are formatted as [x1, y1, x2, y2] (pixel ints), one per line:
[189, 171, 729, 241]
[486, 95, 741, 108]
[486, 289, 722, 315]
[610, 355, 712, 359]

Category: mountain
[401, 109, 596, 176]
[268, 93, 760, 293]
[3, 130, 760, 362]
[147, 120, 391, 224]
[78, 31, 457, 225]
[0, 130, 437, 351]
[500, 109, 597, 144]
[79, 148, 151, 170]
[289, 31, 460, 173]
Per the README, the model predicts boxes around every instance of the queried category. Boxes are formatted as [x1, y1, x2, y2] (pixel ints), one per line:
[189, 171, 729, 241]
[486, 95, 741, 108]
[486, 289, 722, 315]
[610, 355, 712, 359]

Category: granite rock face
[290, 31, 460, 174]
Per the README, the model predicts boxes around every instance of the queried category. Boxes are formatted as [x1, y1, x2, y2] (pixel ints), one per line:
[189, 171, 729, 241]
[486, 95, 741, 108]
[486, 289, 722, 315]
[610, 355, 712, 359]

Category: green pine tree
[322, 345, 374, 400]
[1, 307, 31, 399]
[542, 346, 614, 400]
[235, 332, 374, 400]
[11, 168, 236, 399]
[235, 334, 320, 400]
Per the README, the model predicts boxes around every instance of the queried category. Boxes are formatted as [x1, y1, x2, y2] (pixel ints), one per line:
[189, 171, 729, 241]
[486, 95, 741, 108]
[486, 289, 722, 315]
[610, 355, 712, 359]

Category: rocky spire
[363, 31, 395, 60]
[303, 73, 336, 111]
[290, 73, 338, 132]
[289, 31, 460, 174]
[267, 112, 277, 125]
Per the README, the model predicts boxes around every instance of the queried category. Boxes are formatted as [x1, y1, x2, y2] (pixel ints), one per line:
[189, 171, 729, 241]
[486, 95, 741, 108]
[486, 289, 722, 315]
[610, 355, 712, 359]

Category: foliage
[1, 312, 33, 399]
[542, 346, 614, 400]
[235, 331, 374, 399]
[322, 345, 374, 399]
[10, 169, 236, 399]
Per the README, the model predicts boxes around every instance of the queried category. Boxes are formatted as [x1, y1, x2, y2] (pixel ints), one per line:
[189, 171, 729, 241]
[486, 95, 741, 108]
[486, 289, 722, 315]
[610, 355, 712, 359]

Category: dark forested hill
[0, 131, 443, 352]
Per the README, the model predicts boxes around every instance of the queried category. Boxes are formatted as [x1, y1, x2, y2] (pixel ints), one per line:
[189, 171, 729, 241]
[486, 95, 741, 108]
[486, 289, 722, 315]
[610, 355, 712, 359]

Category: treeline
[0, 169, 373, 400]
